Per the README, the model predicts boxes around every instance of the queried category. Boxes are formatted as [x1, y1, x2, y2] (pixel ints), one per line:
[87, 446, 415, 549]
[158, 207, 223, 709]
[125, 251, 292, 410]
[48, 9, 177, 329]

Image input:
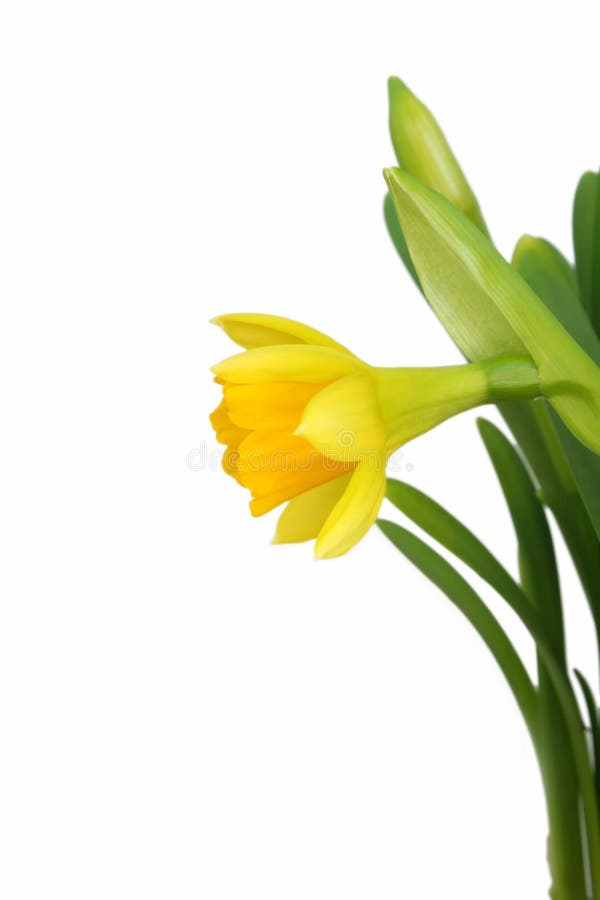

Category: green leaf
[378, 518, 600, 897]
[573, 171, 598, 319]
[575, 669, 600, 804]
[512, 233, 600, 545]
[383, 192, 421, 289]
[384, 167, 600, 455]
[477, 418, 590, 896]
[477, 418, 564, 657]
[385, 473, 587, 896]
[513, 235, 600, 364]
[512, 234, 578, 297]
[503, 401, 600, 617]
[593, 171, 600, 339]
[376, 518, 539, 749]
[503, 245, 600, 887]
[552, 416, 600, 542]
[385, 478, 534, 627]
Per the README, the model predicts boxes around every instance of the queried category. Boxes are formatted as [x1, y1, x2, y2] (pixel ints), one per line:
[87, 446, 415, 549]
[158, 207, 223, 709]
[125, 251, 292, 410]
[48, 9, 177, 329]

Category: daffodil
[210, 313, 539, 558]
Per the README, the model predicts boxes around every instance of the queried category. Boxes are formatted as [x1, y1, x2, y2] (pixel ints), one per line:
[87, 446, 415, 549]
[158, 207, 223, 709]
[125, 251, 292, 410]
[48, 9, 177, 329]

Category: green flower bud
[388, 77, 488, 235]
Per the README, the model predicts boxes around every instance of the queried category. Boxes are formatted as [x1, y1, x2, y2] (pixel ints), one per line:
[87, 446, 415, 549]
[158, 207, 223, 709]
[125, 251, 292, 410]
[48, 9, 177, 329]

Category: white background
[1, 1, 599, 897]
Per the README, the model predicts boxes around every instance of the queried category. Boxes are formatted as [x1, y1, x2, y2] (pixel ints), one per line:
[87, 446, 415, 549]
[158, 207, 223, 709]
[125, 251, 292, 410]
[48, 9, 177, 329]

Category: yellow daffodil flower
[210, 314, 539, 558]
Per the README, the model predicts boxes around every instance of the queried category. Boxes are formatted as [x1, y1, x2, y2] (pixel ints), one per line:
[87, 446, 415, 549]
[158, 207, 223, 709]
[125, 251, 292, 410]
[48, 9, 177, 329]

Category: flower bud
[388, 77, 488, 235]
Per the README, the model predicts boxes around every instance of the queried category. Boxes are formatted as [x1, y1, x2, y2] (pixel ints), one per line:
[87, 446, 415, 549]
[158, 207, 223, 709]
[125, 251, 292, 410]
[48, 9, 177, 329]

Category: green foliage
[573, 170, 600, 334]
[574, 670, 600, 804]
[382, 76, 600, 897]
[477, 419, 587, 898]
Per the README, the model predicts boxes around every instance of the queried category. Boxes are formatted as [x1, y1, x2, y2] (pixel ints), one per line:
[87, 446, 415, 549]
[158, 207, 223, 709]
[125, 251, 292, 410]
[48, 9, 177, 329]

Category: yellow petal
[211, 313, 352, 353]
[209, 399, 250, 448]
[235, 431, 354, 516]
[295, 374, 386, 461]
[272, 474, 353, 544]
[222, 446, 246, 483]
[223, 381, 322, 431]
[315, 459, 386, 559]
[212, 344, 366, 384]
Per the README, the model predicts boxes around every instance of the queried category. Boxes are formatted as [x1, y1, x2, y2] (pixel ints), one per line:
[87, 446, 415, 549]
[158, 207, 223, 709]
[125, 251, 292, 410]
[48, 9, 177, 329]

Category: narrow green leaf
[575, 669, 600, 803]
[385, 475, 588, 894]
[573, 171, 598, 318]
[385, 478, 533, 626]
[513, 235, 600, 365]
[477, 418, 564, 658]
[512, 234, 600, 545]
[378, 519, 600, 897]
[376, 518, 539, 750]
[385, 452, 592, 691]
[513, 235, 578, 297]
[477, 418, 590, 896]
[383, 192, 421, 289]
[552, 415, 600, 543]
[593, 170, 600, 338]
[504, 402, 600, 617]
[492, 399, 600, 626]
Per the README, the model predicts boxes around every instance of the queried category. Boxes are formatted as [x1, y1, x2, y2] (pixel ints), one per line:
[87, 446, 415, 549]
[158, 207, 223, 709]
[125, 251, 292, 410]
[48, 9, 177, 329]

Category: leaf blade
[575, 669, 600, 804]
[512, 234, 600, 544]
[377, 517, 539, 748]
[378, 519, 600, 896]
[477, 418, 591, 895]
[573, 171, 598, 318]
[385, 477, 532, 627]
[477, 418, 564, 657]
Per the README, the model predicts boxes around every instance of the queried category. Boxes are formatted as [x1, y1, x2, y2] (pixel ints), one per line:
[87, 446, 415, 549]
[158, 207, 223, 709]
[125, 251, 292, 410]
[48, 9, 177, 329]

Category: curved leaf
[573, 171, 598, 320]
[477, 418, 564, 657]
[575, 669, 600, 804]
[378, 519, 600, 897]
[477, 418, 589, 896]
[513, 235, 578, 296]
[385, 478, 533, 625]
[377, 518, 539, 751]
[512, 233, 600, 553]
